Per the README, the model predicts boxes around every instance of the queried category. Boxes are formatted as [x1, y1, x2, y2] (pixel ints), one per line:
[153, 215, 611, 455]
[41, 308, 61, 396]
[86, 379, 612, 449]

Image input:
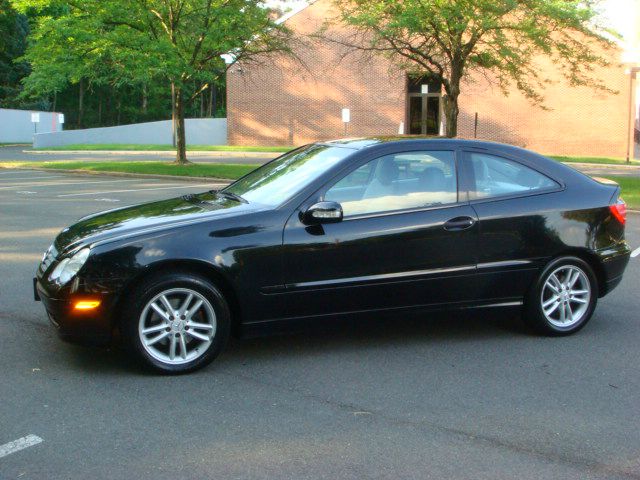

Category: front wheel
[523, 256, 598, 336]
[121, 273, 230, 373]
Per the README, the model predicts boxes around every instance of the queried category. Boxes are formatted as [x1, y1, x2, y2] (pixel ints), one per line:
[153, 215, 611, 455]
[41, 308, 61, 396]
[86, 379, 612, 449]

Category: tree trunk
[174, 86, 188, 164]
[207, 86, 214, 117]
[442, 73, 461, 138]
[211, 85, 217, 117]
[200, 87, 205, 117]
[98, 92, 102, 125]
[77, 78, 85, 128]
[52, 91, 57, 112]
[171, 81, 176, 148]
[142, 84, 148, 115]
[442, 94, 459, 137]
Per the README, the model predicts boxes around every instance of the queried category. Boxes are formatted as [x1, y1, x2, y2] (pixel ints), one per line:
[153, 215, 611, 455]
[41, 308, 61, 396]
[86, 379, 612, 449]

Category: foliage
[11, 0, 294, 162]
[330, 0, 617, 137]
[0, 0, 33, 108]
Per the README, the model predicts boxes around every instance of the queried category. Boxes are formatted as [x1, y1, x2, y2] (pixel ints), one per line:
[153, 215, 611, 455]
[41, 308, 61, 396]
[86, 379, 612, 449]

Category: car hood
[54, 191, 263, 253]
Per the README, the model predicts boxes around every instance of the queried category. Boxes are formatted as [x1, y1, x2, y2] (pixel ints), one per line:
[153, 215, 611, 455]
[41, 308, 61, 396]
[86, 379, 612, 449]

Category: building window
[407, 75, 442, 94]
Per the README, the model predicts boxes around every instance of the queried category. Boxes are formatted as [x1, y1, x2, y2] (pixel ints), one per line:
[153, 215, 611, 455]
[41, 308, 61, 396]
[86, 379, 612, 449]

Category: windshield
[223, 144, 353, 206]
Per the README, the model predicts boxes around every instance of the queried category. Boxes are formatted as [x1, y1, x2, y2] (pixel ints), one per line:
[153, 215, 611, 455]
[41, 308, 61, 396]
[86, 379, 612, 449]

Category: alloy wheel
[540, 265, 591, 328]
[138, 288, 217, 365]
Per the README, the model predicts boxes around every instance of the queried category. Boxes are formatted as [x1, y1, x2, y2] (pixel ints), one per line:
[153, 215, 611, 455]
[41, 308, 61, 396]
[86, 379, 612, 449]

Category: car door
[460, 149, 565, 302]
[281, 149, 481, 319]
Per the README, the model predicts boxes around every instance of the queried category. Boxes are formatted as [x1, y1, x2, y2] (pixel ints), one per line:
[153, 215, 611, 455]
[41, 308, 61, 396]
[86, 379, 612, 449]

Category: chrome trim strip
[477, 260, 533, 269]
[287, 264, 476, 289]
[464, 301, 523, 309]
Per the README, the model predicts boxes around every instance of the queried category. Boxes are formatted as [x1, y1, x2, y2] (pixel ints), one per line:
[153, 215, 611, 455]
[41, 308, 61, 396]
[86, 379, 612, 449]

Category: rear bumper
[598, 242, 631, 297]
[35, 279, 113, 346]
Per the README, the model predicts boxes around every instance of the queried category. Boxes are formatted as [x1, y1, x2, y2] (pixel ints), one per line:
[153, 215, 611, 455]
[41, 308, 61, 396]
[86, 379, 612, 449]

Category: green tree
[14, 0, 292, 163]
[328, 0, 617, 137]
[0, 0, 30, 108]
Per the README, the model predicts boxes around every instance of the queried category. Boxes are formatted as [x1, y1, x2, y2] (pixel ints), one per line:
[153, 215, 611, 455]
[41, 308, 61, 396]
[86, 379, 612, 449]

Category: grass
[38, 143, 292, 153]
[0, 161, 259, 180]
[30, 145, 640, 163]
[550, 155, 640, 166]
[602, 176, 640, 210]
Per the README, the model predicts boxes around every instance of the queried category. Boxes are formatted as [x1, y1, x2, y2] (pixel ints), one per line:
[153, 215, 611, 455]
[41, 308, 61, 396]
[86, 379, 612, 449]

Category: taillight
[609, 198, 626, 225]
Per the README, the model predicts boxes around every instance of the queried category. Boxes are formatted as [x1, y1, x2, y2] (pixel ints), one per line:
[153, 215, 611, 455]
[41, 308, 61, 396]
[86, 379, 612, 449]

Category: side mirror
[303, 201, 343, 224]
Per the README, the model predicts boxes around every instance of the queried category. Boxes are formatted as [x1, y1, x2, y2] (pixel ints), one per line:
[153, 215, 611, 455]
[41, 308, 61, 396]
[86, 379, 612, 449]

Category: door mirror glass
[304, 201, 343, 224]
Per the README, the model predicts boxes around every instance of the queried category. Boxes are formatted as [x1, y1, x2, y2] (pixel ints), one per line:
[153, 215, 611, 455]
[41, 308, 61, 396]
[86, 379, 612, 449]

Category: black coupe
[35, 138, 631, 373]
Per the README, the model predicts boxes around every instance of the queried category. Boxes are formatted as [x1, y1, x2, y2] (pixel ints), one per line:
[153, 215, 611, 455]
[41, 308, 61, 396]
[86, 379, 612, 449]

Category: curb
[0, 166, 233, 184]
[563, 162, 640, 170]
[26, 149, 278, 159]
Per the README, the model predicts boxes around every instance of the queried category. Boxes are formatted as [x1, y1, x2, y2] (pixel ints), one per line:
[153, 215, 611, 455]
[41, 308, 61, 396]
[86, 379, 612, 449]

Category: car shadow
[63, 308, 529, 375]
[223, 308, 528, 364]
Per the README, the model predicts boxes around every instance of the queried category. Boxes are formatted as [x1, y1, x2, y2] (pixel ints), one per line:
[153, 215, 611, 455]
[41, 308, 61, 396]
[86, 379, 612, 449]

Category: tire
[121, 272, 231, 374]
[523, 256, 598, 336]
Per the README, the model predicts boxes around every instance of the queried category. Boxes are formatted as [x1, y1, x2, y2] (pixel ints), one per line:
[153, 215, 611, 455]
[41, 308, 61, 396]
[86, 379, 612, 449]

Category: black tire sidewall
[525, 256, 598, 336]
[121, 272, 231, 374]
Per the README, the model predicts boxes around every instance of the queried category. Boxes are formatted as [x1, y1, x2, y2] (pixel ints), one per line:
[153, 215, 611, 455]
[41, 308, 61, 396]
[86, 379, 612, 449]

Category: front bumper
[35, 278, 114, 345]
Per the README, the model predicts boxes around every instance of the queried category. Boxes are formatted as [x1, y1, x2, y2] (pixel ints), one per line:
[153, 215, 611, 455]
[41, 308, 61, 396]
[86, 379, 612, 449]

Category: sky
[599, 0, 638, 47]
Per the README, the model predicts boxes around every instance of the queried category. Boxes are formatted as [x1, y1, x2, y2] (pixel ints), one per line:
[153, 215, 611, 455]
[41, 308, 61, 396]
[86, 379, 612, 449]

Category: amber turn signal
[73, 300, 101, 311]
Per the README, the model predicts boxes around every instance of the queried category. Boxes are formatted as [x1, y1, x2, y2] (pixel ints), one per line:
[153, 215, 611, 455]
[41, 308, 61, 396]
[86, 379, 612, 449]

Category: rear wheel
[121, 272, 230, 373]
[523, 256, 598, 335]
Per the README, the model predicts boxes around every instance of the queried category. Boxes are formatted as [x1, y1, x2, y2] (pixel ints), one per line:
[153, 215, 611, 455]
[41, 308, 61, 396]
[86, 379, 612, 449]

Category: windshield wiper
[209, 189, 248, 203]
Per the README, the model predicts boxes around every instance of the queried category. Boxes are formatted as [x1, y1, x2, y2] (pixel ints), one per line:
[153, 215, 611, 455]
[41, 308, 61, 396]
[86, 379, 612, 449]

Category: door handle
[443, 216, 476, 231]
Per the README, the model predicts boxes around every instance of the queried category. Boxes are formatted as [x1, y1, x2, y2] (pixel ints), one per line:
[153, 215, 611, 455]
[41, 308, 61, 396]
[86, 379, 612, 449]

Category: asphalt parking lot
[1, 169, 640, 479]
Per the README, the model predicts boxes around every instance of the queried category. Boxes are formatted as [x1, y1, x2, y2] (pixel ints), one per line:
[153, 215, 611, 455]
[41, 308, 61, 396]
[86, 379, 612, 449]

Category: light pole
[626, 66, 639, 164]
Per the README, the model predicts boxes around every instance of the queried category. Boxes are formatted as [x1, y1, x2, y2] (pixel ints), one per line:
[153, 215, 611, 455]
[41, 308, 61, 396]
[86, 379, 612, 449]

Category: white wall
[33, 118, 227, 148]
[0, 108, 63, 143]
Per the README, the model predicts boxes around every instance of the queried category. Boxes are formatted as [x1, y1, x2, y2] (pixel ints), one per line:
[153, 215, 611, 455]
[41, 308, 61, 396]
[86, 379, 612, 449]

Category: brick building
[226, 0, 633, 157]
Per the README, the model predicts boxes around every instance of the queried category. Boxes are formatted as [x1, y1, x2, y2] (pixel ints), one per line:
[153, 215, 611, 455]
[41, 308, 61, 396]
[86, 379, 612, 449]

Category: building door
[407, 74, 442, 136]
[408, 94, 441, 135]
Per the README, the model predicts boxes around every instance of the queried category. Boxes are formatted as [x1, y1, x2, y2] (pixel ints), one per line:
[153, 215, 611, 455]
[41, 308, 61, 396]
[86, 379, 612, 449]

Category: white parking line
[0, 435, 43, 459]
[0, 179, 141, 190]
[632, 246, 640, 258]
[57, 184, 221, 197]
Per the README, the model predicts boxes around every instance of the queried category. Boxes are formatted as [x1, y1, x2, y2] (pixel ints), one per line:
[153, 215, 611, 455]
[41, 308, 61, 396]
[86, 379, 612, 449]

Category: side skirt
[238, 299, 523, 338]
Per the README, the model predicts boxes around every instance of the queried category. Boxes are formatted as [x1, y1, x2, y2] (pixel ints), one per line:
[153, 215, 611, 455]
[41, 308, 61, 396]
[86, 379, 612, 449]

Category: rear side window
[466, 152, 559, 200]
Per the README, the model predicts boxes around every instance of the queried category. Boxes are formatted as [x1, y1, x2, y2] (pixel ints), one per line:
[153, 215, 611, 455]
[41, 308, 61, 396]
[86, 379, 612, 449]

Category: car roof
[315, 136, 599, 189]
[318, 136, 520, 152]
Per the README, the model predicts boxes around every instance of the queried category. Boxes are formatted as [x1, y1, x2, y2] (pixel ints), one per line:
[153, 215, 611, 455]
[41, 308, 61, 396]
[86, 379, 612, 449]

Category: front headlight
[49, 248, 91, 285]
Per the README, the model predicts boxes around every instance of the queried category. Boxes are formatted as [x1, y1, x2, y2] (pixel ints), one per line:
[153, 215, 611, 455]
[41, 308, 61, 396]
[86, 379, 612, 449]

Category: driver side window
[325, 151, 457, 217]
